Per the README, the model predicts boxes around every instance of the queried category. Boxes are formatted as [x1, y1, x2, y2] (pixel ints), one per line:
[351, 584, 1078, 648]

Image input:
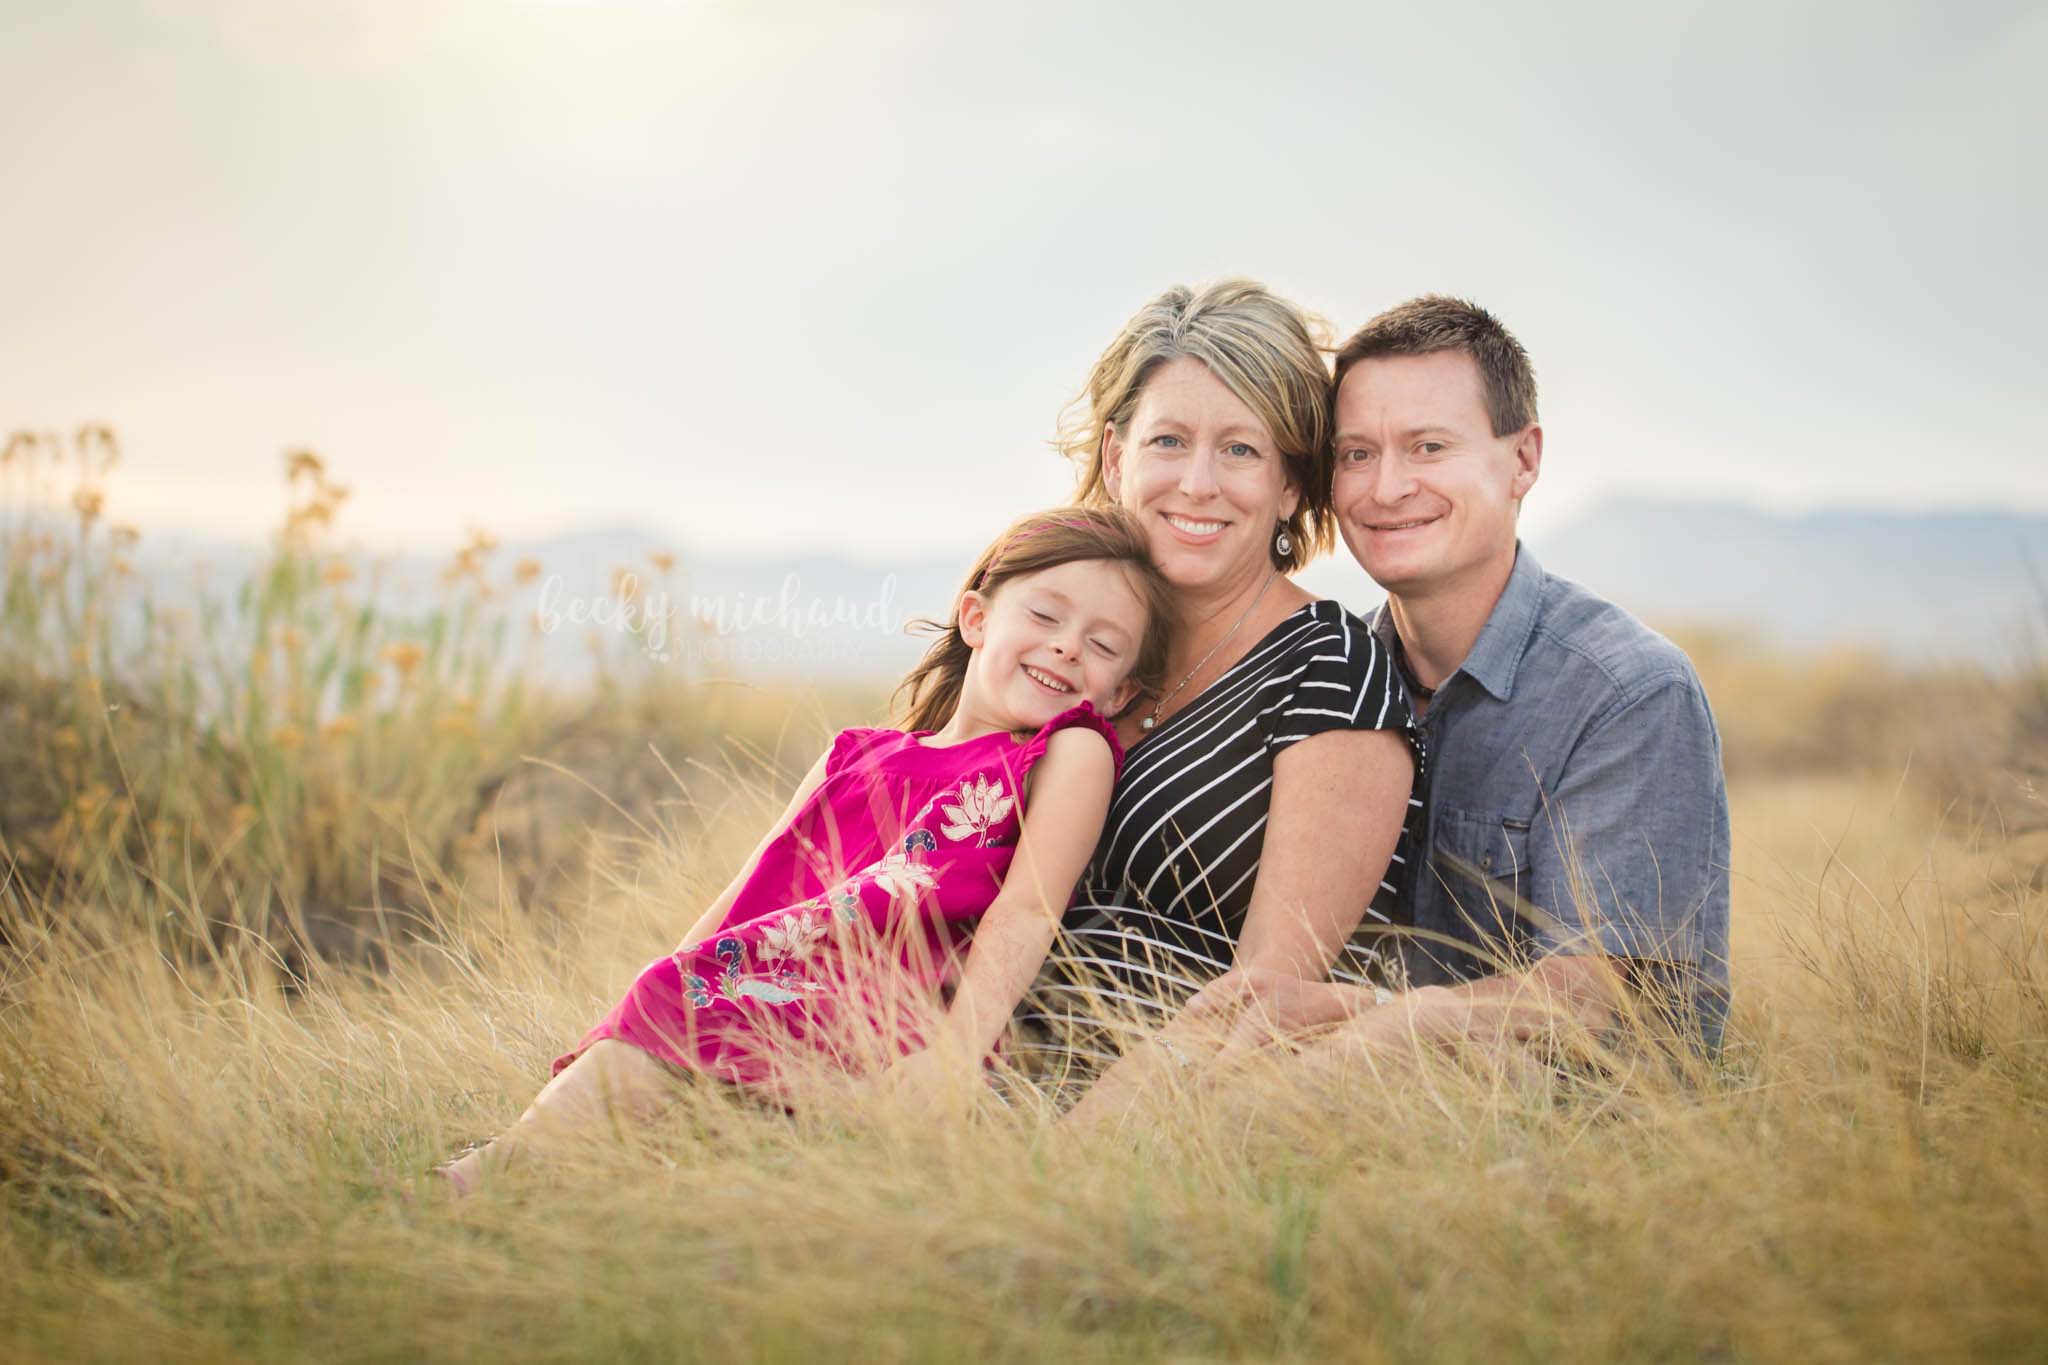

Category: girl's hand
[877, 1045, 981, 1123]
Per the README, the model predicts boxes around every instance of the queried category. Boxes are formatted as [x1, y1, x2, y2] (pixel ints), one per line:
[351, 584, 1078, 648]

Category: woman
[1022, 280, 1422, 1121]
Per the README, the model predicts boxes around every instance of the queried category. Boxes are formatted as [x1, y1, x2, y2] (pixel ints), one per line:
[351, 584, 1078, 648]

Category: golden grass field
[4, 434, 2045, 1361]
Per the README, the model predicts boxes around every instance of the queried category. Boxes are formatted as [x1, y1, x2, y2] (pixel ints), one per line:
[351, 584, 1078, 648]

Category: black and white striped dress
[1018, 599, 1423, 1065]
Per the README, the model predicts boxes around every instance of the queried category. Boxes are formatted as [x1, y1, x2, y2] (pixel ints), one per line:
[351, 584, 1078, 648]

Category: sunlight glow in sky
[3, 0, 2041, 556]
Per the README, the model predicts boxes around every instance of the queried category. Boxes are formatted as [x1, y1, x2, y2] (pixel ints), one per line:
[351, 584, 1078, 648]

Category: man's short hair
[1332, 296, 1538, 438]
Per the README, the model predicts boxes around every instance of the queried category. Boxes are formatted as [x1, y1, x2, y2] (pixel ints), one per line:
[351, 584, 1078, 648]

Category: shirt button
[1480, 854, 1494, 871]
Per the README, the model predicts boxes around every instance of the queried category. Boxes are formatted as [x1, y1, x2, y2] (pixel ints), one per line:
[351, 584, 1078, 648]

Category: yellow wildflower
[321, 559, 356, 586]
[383, 641, 425, 679]
[513, 557, 542, 586]
[319, 715, 361, 743]
[270, 724, 305, 752]
[285, 449, 326, 483]
[434, 704, 478, 739]
[78, 424, 119, 473]
[72, 487, 104, 524]
[650, 550, 676, 573]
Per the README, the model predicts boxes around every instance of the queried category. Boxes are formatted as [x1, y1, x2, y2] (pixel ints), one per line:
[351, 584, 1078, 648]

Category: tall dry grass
[3, 437, 2046, 1360]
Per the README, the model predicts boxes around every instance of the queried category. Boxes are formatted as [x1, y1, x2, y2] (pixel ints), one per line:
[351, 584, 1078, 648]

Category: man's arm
[1522, 674, 1726, 974]
[1205, 953, 1623, 1055]
[1226, 674, 1728, 1053]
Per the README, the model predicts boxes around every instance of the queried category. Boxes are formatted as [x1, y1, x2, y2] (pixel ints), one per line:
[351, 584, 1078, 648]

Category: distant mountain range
[100, 499, 2048, 681]
[1522, 498, 2046, 668]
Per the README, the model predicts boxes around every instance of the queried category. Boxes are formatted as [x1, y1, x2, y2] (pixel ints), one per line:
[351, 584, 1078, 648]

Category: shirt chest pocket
[1428, 807, 1536, 935]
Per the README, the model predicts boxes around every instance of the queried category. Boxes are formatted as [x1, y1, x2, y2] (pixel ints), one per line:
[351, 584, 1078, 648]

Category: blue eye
[1225, 442, 1257, 459]
[1152, 434, 1183, 448]
[1341, 447, 1375, 464]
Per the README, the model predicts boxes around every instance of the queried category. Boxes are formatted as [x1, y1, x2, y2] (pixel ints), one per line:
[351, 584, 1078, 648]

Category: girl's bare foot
[433, 1146, 486, 1198]
[429, 1041, 677, 1198]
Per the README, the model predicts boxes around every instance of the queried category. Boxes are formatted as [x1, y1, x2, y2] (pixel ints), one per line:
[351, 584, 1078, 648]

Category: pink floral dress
[553, 702, 1122, 1091]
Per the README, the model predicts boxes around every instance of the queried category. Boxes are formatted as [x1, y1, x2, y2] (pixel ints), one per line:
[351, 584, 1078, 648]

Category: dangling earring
[1273, 524, 1293, 560]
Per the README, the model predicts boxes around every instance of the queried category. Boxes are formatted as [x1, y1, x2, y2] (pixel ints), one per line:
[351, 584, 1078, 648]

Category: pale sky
[4, 0, 2041, 558]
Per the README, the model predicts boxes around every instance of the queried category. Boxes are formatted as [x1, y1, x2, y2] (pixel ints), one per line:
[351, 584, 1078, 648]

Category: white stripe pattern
[1019, 600, 1428, 1065]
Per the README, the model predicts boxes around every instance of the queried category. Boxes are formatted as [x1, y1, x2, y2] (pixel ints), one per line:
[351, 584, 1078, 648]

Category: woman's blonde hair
[1058, 280, 1335, 574]
[892, 506, 1178, 734]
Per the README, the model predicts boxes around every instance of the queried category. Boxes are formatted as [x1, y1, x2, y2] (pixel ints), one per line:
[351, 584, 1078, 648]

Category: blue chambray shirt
[1368, 543, 1732, 1048]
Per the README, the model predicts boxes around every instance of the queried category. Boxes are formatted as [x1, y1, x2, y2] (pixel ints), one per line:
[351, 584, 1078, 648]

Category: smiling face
[1102, 357, 1301, 596]
[1332, 349, 1541, 600]
[956, 558, 1152, 731]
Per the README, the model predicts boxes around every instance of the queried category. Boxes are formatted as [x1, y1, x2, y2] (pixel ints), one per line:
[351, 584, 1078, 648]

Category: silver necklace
[1142, 571, 1278, 732]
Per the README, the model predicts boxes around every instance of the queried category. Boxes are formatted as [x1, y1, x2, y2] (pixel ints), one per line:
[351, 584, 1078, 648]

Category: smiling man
[1229, 296, 1730, 1056]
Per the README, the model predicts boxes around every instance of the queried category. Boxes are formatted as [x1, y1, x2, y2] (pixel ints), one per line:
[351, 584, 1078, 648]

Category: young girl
[438, 506, 1176, 1191]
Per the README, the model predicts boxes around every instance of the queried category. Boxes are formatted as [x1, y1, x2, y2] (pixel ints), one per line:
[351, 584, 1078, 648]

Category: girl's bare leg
[439, 1038, 680, 1192]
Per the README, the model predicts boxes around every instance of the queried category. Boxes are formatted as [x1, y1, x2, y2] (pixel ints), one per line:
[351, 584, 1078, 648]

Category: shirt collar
[1369, 541, 1547, 704]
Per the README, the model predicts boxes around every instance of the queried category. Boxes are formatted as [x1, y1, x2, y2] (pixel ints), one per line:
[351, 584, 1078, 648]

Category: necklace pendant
[1141, 715, 1157, 731]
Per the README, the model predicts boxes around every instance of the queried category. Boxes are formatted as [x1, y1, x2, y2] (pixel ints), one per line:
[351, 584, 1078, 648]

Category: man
[1225, 296, 1730, 1055]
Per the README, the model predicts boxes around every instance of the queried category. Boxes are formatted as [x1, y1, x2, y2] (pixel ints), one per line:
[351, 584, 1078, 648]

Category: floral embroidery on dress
[683, 933, 820, 1008]
[938, 774, 1015, 846]
[872, 849, 939, 902]
[671, 769, 1013, 1017]
[759, 910, 827, 962]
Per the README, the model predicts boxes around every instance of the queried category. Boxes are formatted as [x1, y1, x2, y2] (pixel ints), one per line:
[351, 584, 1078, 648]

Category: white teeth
[1023, 665, 1073, 692]
[1166, 514, 1227, 535]
[1374, 518, 1434, 531]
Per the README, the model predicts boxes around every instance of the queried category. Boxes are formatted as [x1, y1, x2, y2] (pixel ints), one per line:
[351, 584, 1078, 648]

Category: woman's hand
[1187, 964, 1358, 1036]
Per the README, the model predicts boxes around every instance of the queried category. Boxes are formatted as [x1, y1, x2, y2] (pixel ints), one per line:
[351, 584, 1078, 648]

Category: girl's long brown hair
[891, 506, 1177, 735]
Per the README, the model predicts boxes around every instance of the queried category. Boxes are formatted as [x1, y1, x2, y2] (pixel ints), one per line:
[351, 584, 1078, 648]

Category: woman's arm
[1064, 726, 1413, 1128]
[890, 727, 1117, 1082]
[1232, 725, 1414, 978]
[673, 750, 831, 952]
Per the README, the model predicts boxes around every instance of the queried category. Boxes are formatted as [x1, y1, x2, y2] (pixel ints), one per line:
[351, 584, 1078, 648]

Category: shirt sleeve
[1018, 700, 1126, 778]
[827, 726, 885, 776]
[1254, 606, 1413, 754]
[1526, 675, 1730, 973]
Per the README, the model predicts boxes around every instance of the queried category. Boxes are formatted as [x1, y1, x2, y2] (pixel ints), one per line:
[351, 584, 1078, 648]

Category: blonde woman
[1029, 280, 1423, 1125]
